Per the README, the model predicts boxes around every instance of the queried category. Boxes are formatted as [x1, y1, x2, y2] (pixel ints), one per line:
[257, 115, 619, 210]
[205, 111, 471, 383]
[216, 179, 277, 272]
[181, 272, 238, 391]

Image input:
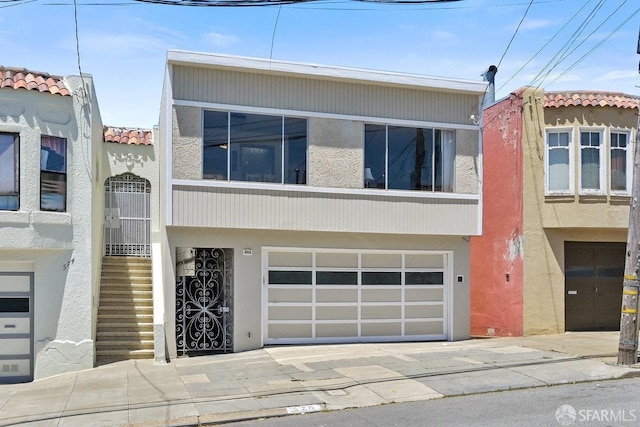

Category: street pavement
[0, 332, 638, 426]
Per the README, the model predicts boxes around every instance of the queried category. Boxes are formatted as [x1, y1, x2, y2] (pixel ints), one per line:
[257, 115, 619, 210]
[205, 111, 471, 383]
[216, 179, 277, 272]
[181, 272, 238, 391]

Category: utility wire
[496, 0, 534, 70]
[529, 0, 606, 87]
[534, 0, 630, 88]
[497, 0, 592, 93]
[543, 5, 640, 89]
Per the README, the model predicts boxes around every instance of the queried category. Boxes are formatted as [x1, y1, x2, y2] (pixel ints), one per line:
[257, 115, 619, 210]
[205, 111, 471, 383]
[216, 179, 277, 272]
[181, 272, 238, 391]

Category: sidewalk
[0, 332, 638, 427]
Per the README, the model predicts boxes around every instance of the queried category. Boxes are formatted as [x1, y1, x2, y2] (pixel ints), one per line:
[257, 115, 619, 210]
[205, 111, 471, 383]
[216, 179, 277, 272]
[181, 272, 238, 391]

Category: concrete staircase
[96, 257, 154, 364]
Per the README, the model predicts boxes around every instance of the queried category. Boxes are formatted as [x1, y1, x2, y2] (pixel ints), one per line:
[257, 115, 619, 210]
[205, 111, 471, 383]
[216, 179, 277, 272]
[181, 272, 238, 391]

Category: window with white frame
[203, 110, 307, 185]
[579, 129, 604, 193]
[0, 132, 19, 210]
[40, 135, 67, 212]
[545, 129, 573, 194]
[364, 124, 455, 192]
[610, 130, 632, 194]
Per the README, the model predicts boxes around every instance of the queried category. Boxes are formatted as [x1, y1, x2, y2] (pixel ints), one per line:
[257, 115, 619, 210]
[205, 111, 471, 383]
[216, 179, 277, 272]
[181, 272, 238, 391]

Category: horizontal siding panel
[172, 185, 478, 235]
[172, 66, 477, 125]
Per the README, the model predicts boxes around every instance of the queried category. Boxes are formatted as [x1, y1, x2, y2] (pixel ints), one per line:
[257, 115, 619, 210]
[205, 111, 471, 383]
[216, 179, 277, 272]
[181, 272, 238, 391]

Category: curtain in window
[549, 149, 569, 191]
[0, 135, 17, 194]
[40, 135, 66, 212]
[441, 130, 455, 192]
[610, 132, 628, 192]
[580, 132, 600, 191]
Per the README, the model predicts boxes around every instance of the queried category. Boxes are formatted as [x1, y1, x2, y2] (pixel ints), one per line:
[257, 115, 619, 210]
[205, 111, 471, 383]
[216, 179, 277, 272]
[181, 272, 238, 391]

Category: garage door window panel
[268, 271, 312, 285]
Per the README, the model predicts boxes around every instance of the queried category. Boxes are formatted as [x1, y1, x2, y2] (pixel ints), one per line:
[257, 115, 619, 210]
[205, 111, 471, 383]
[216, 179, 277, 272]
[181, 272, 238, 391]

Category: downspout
[477, 65, 498, 237]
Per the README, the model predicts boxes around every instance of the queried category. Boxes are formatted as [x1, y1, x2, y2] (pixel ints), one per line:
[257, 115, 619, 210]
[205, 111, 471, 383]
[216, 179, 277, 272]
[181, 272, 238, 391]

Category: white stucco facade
[0, 74, 103, 381]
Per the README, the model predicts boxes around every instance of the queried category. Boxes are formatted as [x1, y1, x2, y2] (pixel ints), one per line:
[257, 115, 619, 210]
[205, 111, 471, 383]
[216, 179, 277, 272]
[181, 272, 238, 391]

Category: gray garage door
[0, 272, 33, 383]
[565, 242, 624, 331]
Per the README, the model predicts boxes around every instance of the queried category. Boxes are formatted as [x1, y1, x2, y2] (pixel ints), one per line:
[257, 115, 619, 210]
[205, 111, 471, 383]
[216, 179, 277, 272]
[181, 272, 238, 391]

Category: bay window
[364, 124, 455, 192]
[203, 110, 307, 185]
[545, 129, 573, 194]
[40, 135, 67, 212]
[0, 133, 19, 210]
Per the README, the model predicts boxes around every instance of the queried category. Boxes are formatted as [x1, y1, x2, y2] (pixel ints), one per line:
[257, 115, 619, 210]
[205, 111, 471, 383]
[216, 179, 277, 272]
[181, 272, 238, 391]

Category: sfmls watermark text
[556, 404, 638, 425]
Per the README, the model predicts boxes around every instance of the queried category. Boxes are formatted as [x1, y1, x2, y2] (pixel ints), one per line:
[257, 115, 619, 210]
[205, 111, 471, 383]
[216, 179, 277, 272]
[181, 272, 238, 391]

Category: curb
[129, 404, 326, 427]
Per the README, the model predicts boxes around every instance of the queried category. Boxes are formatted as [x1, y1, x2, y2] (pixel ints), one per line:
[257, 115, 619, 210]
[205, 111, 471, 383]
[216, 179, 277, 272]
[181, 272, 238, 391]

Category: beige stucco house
[157, 51, 487, 359]
[471, 86, 638, 337]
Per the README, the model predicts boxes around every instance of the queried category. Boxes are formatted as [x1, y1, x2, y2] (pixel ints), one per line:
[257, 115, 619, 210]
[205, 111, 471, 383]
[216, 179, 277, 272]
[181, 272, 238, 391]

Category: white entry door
[0, 272, 33, 383]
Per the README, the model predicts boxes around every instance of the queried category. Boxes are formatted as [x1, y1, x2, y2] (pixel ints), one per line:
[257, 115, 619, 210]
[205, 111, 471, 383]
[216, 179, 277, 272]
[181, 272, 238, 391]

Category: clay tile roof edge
[543, 90, 640, 109]
[0, 66, 71, 96]
[103, 126, 154, 146]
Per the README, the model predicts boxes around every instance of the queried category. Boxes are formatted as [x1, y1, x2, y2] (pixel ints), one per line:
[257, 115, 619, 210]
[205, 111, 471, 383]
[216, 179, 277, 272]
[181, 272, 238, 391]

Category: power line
[130, 0, 464, 6]
[496, 0, 534, 71]
[529, 0, 607, 87]
[497, 0, 592, 93]
[543, 5, 640, 89]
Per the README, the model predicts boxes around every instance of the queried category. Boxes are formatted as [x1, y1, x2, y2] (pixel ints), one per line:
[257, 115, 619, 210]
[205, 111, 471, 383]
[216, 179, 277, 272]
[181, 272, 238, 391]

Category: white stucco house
[0, 67, 159, 383]
[157, 51, 487, 359]
[0, 67, 104, 382]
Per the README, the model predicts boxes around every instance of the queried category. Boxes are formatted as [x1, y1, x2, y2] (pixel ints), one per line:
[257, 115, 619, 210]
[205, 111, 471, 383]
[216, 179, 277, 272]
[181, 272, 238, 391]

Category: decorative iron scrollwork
[176, 248, 233, 354]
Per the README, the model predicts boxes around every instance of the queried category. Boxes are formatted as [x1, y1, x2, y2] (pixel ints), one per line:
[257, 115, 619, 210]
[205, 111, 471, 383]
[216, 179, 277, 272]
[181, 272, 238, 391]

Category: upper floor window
[40, 135, 67, 212]
[364, 124, 455, 192]
[610, 130, 631, 194]
[203, 110, 307, 185]
[579, 129, 604, 193]
[545, 129, 573, 194]
[0, 133, 19, 211]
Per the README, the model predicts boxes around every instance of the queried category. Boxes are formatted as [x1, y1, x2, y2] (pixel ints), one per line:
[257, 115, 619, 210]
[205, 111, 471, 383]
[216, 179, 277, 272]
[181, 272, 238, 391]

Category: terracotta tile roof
[544, 91, 639, 109]
[104, 127, 153, 146]
[0, 66, 71, 96]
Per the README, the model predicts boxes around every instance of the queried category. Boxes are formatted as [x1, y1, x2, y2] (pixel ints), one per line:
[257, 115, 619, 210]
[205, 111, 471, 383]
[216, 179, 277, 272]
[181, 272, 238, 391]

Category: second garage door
[565, 241, 625, 331]
[264, 249, 450, 344]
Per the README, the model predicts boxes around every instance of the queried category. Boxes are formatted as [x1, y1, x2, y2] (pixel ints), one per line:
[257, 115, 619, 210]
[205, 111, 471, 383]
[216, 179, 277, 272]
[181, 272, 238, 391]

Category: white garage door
[264, 249, 450, 344]
[0, 273, 33, 383]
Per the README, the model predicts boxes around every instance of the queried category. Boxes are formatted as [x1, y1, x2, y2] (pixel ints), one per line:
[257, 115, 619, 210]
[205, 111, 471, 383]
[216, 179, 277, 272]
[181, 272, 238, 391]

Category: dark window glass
[203, 110, 229, 180]
[317, 271, 358, 285]
[0, 298, 29, 313]
[41, 136, 67, 212]
[596, 266, 624, 278]
[0, 133, 19, 210]
[203, 111, 307, 185]
[406, 272, 444, 285]
[565, 266, 594, 278]
[364, 124, 386, 189]
[388, 126, 421, 190]
[284, 117, 307, 185]
[362, 272, 401, 285]
[230, 113, 282, 183]
[365, 125, 454, 192]
[269, 271, 312, 285]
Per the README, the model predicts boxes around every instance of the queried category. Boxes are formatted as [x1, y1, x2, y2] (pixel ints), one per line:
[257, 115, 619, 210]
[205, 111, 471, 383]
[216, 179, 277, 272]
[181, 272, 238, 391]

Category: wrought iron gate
[104, 173, 151, 257]
[176, 248, 233, 355]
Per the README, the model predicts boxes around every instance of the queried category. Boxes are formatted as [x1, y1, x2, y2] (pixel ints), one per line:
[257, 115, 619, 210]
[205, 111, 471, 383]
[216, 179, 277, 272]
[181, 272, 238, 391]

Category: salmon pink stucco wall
[471, 90, 526, 337]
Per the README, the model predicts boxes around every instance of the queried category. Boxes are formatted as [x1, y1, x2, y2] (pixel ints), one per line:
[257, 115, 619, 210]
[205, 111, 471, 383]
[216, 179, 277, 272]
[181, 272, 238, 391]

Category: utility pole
[617, 28, 640, 365]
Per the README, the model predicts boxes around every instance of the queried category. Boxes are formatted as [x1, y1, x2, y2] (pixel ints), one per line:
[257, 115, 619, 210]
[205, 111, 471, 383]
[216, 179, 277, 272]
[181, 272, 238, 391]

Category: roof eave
[167, 50, 487, 95]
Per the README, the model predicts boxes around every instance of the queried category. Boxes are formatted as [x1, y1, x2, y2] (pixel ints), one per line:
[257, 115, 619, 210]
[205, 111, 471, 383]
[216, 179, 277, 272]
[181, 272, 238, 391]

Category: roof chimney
[482, 65, 498, 109]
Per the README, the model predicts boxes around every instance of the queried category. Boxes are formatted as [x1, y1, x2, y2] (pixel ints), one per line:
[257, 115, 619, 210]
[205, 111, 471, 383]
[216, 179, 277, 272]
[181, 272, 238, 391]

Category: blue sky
[2, 0, 638, 129]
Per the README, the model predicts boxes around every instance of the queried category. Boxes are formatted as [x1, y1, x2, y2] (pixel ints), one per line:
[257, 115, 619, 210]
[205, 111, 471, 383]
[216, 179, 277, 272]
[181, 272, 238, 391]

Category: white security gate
[104, 173, 151, 257]
[0, 273, 33, 384]
[264, 249, 450, 344]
